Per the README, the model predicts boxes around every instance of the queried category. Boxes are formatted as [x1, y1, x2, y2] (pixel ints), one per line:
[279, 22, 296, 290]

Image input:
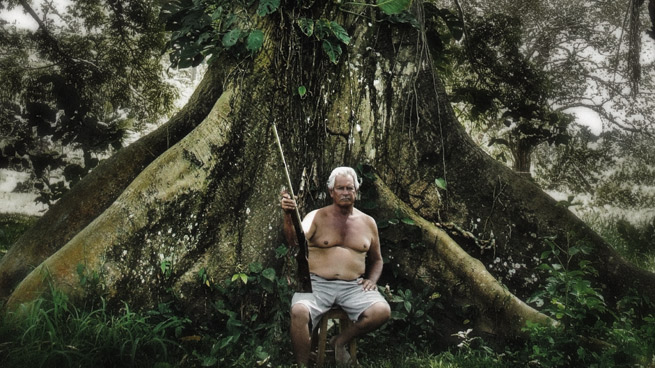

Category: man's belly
[308, 246, 366, 280]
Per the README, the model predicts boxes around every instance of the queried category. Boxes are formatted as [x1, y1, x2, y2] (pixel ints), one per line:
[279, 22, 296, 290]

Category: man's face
[330, 175, 356, 206]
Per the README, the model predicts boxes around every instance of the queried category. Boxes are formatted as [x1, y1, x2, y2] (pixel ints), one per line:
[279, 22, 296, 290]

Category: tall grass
[0, 290, 188, 367]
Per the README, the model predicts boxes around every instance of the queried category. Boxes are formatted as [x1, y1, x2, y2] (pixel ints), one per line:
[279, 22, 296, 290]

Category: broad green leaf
[257, 0, 280, 16]
[275, 244, 288, 258]
[322, 40, 342, 64]
[315, 19, 330, 39]
[222, 29, 241, 48]
[262, 268, 276, 281]
[195, 31, 212, 46]
[249, 262, 263, 273]
[211, 7, 223, 20]
[298, 85, 307, 97]
[240, 273, 249, 284]
[329, 21, 350, 45]
[377, 0, 412, 15]
[246, 30, 264, 51]
[297, 18, 314, 37]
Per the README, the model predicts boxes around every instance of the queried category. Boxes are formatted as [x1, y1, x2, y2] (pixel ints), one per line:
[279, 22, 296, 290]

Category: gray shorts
[291, 274, 389, 329]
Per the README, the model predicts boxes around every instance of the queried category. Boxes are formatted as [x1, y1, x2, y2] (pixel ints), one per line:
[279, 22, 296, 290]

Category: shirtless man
[280, 167, 391, 366]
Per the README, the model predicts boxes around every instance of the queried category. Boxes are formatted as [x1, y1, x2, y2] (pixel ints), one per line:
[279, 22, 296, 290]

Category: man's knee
[366, 301, 391, 323]
[290, 303, 311, 324]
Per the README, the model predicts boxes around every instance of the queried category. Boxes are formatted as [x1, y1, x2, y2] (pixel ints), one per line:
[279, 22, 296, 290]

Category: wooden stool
[311, 307, 357, 367]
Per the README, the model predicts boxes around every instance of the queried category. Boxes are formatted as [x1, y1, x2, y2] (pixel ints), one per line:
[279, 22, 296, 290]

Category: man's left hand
[358, 278, 377, 291]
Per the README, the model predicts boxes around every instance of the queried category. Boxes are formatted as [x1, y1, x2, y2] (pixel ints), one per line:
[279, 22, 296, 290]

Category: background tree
[0, 0, 176, 204]
[446, 12, 572, 174]
[446, 0, 655, 176]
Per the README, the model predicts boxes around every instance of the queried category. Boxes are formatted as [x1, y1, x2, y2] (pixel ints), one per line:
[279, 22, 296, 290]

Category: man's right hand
[280, 191, 297, 213]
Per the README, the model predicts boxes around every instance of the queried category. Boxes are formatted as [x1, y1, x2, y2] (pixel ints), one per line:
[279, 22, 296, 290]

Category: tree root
[371, 173, 556, 338]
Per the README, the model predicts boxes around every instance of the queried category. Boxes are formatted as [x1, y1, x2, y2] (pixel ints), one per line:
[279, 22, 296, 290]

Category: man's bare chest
[310, 222, 371, 252]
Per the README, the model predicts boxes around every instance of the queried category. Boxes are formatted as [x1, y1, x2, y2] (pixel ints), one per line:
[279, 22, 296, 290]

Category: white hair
[327, 167, 361, 190]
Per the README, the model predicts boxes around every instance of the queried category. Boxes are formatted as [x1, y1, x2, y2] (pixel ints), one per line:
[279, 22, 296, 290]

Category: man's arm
[281, 192, 317, 244]
[360, 216, 383, 291]
[281, 192, 299, 247]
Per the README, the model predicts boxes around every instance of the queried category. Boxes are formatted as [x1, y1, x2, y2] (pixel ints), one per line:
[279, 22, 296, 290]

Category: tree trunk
[2, 2, 654, 340]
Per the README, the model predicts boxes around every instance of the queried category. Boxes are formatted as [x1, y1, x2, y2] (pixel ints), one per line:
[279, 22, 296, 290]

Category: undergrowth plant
[522, 237, 655, 367]
[191, 258, 293, 367]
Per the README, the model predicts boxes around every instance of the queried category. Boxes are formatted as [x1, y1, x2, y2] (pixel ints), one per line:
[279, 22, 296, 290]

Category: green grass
[0, 292, 188, 367]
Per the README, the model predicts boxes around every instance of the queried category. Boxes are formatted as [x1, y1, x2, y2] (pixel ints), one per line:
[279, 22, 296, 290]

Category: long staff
[272, 122, 312, 293]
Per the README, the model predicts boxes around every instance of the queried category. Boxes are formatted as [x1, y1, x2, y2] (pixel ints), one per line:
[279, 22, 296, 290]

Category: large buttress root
[372, 173, 555, 338]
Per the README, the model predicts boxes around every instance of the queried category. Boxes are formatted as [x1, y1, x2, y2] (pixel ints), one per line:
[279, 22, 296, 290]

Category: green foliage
[354, 283, 446, 362]
[297, 85, 307, 97]
[161, 0, 277, 68]
[300, 18, 351, 64]
[191, 259, 293, 366]
[246, 29, 264, 51]
[615, 218, 655, 257]
[2, 252, 654, 367]
[521, 237, 655, 367]
[582, 214, 655, 272]
[257, 0, 280, 16]
[529, 239, 606, 322]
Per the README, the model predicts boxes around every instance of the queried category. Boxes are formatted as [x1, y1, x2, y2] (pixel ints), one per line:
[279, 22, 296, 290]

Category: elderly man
[280, 166, 391, 366]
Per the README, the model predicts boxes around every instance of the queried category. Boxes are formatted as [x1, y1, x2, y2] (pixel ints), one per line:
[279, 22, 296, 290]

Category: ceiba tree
[1, 0, 654, 340]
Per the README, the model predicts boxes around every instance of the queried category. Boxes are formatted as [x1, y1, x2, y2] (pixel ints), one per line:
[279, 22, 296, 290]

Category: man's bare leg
[290, 303, 312, 366]
[332, 302, 391, 366]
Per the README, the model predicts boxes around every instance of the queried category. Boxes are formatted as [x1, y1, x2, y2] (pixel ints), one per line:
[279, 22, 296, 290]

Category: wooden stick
[272, 122, 312, 293]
